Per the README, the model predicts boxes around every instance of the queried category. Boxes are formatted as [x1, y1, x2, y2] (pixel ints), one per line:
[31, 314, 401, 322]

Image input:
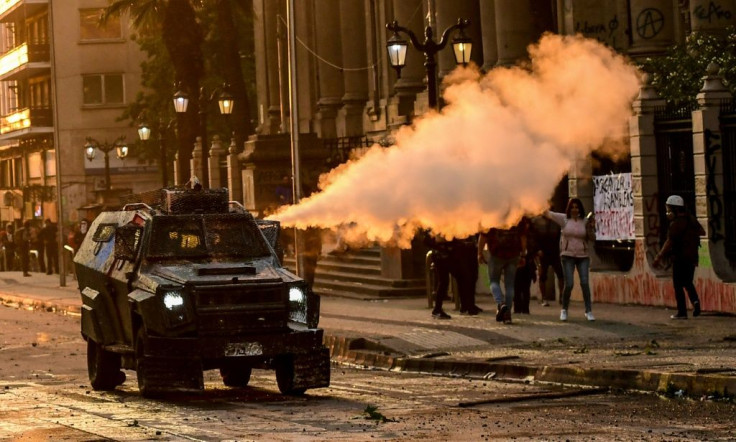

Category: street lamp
[138, 120, 173, 188]
[386, 18, 472, 110]
[172, 83, 235, 187]
[84, 136, 128, 191]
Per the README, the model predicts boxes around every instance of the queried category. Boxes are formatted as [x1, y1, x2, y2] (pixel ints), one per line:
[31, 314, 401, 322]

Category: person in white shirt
[545, 198, 596, 322]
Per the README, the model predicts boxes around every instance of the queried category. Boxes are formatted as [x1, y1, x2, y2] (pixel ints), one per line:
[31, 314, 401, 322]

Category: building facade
[0, 0, 158, 231]
[244, 0, 736, 312]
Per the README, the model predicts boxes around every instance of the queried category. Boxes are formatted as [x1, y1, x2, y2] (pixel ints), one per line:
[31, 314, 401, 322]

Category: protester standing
[546, 198, 596, 321]
[2, 223, 15, 271]
[652, 195, 705, 319]
[41, 218, 58, 274]
[514, 217, 536, 314]
[425, 234, 481, 319]
[478, 220, 527, 324]
[16, 220, 31, 277]
[531, 213, 564, 306]
[30, 219, 44, 273]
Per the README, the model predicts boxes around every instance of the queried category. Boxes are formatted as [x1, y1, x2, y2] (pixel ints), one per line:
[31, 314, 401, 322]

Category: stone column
[228, 138, 243, 203]
[208, 135, 225, 189]
[479, 0, 498, 72]
[630, 75, 666, 270]
[693, 62, 734, 279]
[314, 0, 344, 139]
[628, 0, 676, 59]
[190, 137, 203, 184]
[494, 0, 533, 66]
[338, 0, 369, 137]
[436, 1, 482, 80]
[253, 0, 284, 134]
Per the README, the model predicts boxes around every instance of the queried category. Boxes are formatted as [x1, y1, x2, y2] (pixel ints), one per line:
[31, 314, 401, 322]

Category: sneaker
[503, 308, 512, 324]
[432, 310, 451, 320]
[693, 302, 701, 317]
[560, 309, 568, 321]
[585, 311, 595, 321]
[461, 306, 481, 316]
[496, 304, 508, 322]
[540, 301, 550, 307]
[670, 314, 688, 320]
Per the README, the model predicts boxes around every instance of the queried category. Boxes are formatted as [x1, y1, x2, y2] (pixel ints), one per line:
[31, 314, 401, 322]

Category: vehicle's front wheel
[275, 356, 306, 396]
[220, 363, 252, 388]
[135, 327, 160, 398]
[87, 339, 124, 391]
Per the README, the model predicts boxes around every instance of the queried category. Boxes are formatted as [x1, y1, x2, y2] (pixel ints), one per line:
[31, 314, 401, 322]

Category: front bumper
[142, 327, 325, 361]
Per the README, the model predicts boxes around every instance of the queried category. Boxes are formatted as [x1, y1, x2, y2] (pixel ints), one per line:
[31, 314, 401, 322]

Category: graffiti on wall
[694, 1, 733, 23]
[575, 15, 622, 49]
[705, 129, 725, 242]
[643, 193, 666, 267]
[636, 8, 665, 39]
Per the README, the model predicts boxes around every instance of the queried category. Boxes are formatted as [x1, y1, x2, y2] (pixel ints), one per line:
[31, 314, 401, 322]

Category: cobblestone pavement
[2, 271, 736, 398]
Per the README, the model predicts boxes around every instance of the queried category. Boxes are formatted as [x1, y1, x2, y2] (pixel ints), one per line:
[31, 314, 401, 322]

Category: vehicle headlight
[163, 291, 184, 310]
[289, 286, 305, 303]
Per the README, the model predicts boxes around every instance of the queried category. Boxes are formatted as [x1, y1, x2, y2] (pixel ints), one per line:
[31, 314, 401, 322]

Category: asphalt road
[1, 304, 736, 441]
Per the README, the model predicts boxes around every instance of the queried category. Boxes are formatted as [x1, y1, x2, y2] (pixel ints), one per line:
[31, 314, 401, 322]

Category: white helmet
[665, 195, 684, 207]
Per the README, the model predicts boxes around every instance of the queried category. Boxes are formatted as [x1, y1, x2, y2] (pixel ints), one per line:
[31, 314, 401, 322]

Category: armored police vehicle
[74, 187, 330, 397]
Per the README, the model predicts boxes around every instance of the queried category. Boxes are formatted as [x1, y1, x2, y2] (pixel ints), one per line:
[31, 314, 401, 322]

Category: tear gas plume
[272, 34, 641, 248]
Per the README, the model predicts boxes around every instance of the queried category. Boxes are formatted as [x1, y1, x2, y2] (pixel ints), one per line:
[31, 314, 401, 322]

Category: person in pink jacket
[545, 198, 596, 322]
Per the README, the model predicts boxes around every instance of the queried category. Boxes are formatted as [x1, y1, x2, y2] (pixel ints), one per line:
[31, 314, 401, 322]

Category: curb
[0, 294, 81, 314]
[323, 334, 736, 399]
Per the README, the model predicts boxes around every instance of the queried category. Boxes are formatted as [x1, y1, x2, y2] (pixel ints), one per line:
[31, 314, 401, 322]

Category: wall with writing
[690, 0, 736, 32]
[563, 0, 629, 51]
[593, 173, 635, 240]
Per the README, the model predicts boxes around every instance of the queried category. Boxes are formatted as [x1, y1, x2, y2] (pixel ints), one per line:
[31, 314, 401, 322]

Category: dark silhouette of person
[653, 195, 705, 319]
[41, 218, 58, 274]
[16, 220, 32, 276]
[531, 213, 564, 306]
[2, 223, 15, 271]
[425, 233, 480, 319]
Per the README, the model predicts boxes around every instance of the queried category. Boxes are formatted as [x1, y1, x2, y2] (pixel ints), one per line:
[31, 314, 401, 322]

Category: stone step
[315, 269, 424, 288]
[312, 278, 426, 298]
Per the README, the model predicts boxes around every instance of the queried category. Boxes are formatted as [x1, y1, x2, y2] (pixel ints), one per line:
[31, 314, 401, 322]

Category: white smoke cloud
[271, 34, 641, 248]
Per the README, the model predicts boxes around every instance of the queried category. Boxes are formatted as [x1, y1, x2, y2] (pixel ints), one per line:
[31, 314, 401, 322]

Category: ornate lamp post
[386, 18, 472, 110]
[172, 83, 234, 187]
[84, 136, 128, 191]
[138, 119, 174, 188]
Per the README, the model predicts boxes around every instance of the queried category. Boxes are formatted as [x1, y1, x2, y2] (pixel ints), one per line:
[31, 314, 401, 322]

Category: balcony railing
[0, 107, 52, 134]
[0, 0, 47, 21]
[0, 42, 49, 78]
[0, 0, 21, 17]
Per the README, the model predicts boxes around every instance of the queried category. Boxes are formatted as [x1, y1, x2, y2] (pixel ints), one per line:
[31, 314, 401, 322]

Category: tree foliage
[640, 29, 736, 106]
[103, 0, 255, 179]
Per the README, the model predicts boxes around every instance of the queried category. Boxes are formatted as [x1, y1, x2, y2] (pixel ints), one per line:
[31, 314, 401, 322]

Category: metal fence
[654, 103, 696, 245]
[322, 136, 374, 167]
[719, 100, 736, 262]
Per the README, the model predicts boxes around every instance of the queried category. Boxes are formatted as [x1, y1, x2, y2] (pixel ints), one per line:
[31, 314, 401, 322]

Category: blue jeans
[489, 254, 519, 307]
[561, 256, 592, 313]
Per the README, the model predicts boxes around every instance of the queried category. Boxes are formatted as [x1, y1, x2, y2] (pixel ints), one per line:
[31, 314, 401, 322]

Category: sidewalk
[2, 271, 736, 399]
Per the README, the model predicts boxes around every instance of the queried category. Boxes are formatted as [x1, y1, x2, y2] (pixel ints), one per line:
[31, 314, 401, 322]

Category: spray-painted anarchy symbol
[636, 8, 664, 39]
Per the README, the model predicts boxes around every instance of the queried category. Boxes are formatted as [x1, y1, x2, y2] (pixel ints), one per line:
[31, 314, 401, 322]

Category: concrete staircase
[285, 247, 426, 300]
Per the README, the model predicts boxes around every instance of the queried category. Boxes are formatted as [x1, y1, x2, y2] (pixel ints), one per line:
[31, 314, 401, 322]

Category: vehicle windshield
[146, 213, 272, 260]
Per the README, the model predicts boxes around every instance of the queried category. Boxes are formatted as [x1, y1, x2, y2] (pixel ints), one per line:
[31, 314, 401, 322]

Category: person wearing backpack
[545, 198, 596, 322]
[653, 195, 705, 319]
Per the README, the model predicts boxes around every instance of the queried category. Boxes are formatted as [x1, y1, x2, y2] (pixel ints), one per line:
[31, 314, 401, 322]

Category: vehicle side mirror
[115, 224, 142, 261]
